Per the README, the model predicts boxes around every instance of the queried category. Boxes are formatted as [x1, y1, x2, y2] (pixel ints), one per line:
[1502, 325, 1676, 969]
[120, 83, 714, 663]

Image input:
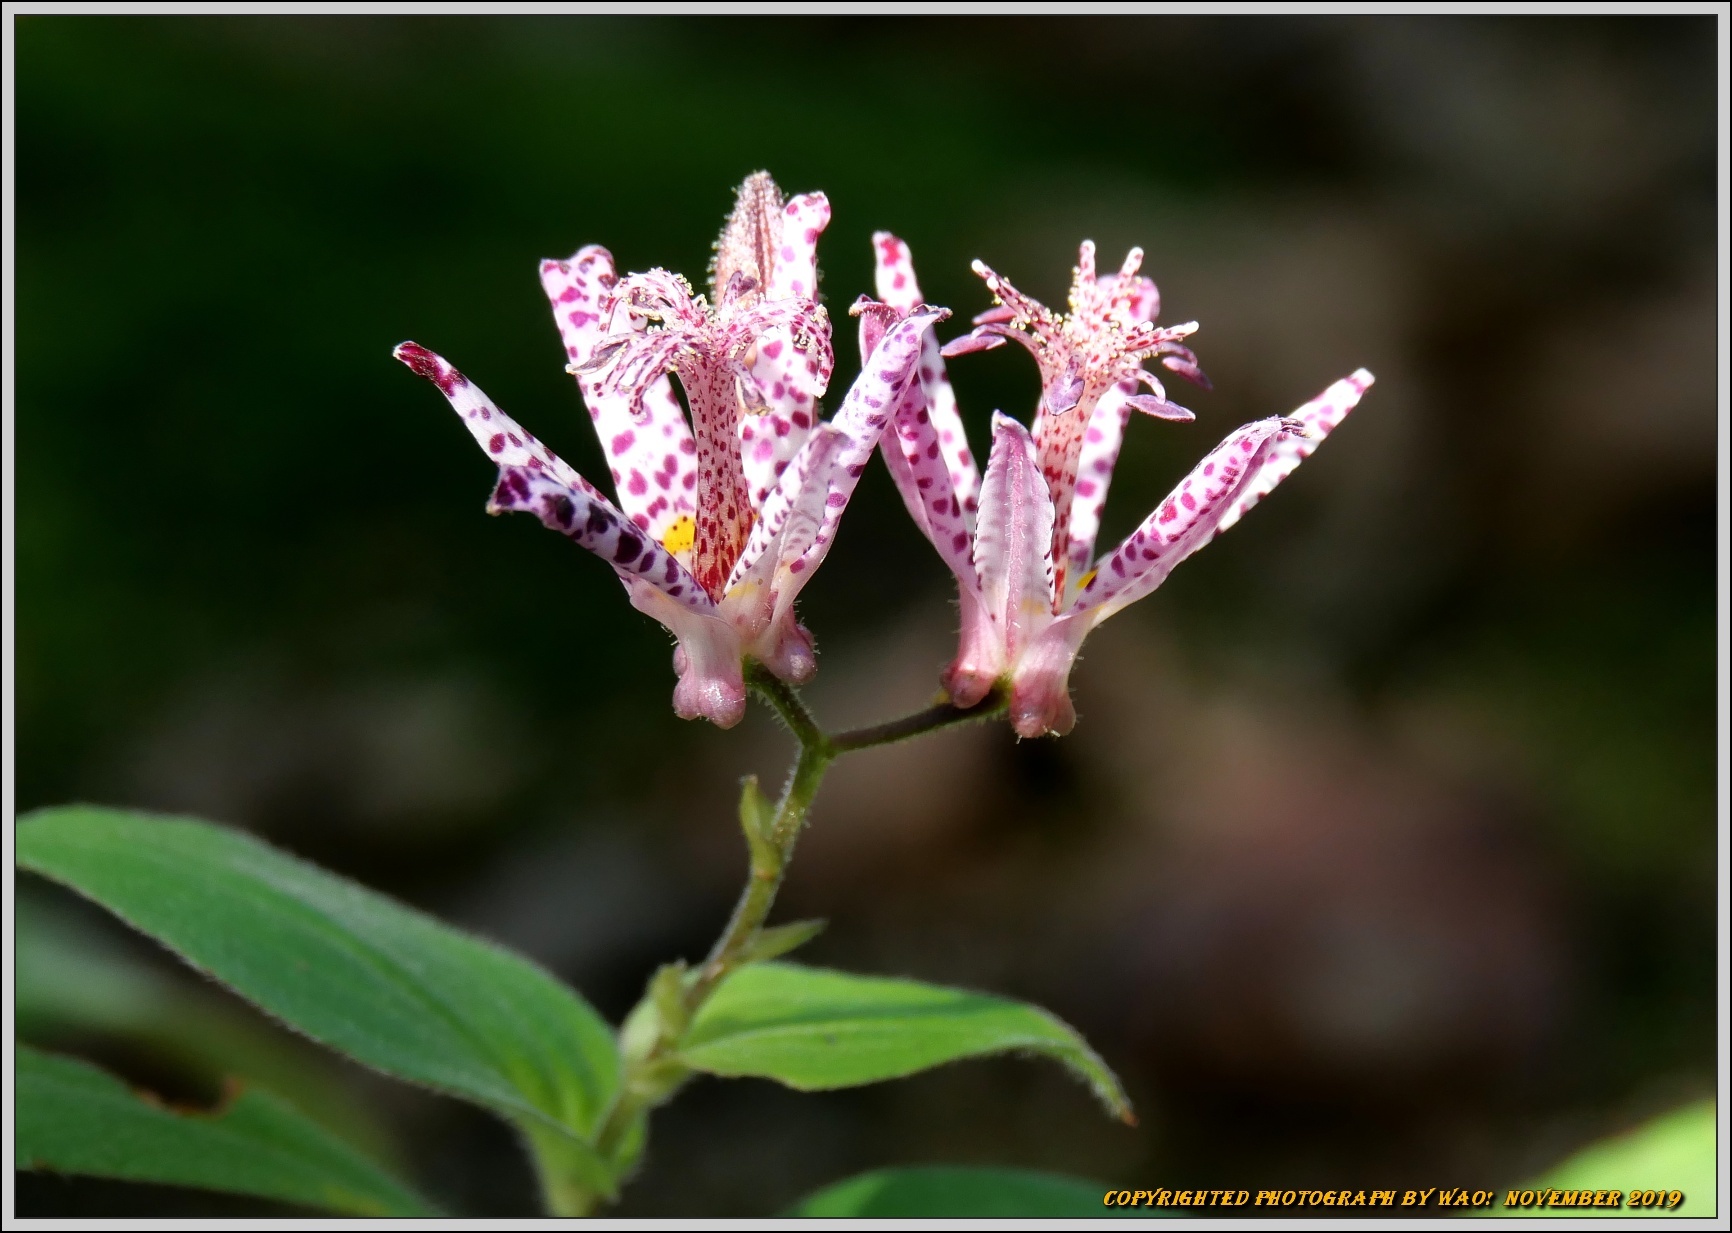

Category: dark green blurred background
[14, 15, 1718, 1217]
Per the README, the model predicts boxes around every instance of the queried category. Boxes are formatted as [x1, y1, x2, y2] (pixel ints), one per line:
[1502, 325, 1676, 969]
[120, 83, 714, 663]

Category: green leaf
[16, 806, 621, 1162]
[740, 918, 826, 964]
[789, 1166, 1153, 1217]
[17, 887, 396, 1162]
[1484, 1100, 1717, 1218]
[677, 962, 1132, 1123]
[15, 1047, 436, 1216]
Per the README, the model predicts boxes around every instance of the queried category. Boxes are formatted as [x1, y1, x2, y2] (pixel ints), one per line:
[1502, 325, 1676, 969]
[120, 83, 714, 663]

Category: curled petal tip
[394, 340, 464, 393]
[940, 331, 1006, 358]
[1160, 355, 1213, 390]
[1124, 394, 1194, 422]
[1348, 368, 1376, 391]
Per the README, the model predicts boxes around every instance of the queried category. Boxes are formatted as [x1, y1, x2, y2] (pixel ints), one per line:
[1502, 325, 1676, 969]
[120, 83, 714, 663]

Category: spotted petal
[395, 343, 604, 502]
[540, 249, 699, 559]
[396, 342, 710, 615]
[1070, 417, 1294, 624]
[874, 233, 980, 525]
[729, 307, 947, 657]
[880, 372, 979, 589]
[739, 297, 833, 509]
[974, 413, 1056, 664]
[485, 466, 714, 617]
[766, 191, 830, 302]
[1209, 369, 1375, 539]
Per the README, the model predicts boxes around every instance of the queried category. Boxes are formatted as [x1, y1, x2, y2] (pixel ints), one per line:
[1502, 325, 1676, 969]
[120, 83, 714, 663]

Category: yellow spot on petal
[1077, 569, 1098, 591]
[663, 514, 696, 556]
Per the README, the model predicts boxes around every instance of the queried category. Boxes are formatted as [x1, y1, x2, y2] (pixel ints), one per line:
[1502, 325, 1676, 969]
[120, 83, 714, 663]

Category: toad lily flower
[398, 174, 946, 728]
[867, 235, 1373, 738]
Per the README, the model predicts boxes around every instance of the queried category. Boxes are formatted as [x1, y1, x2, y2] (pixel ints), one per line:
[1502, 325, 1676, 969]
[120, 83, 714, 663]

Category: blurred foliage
[14, 13, 1718, 1217]
[1488, 1100, 1718, 1219]
[789, 1165, 1140, 1217]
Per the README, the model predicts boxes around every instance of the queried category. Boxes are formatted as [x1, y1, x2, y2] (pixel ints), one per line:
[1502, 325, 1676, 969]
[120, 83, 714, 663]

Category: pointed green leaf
[15, 1047, 436, 1216]
[789, 1166, 1155, 1217]
[741, 918, 826, 964]
[16, 806, 620, 1158]
[677, 962, 1132, 1122]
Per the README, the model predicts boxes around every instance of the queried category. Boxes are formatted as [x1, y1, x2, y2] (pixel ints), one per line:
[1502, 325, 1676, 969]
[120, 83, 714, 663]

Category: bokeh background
[14, 14, 1720, 1217]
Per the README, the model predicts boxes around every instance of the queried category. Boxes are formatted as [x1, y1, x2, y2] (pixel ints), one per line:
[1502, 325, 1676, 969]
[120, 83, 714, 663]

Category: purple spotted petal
[739, 309, 830, 508]
[755, 306, 948, 635]
[1209, 369, 1374, 540]
[873, 236, 980, 518]
[880, 371, 979, 591]
[1069, 417, 1292, 623]
[540, 248, 699, 557]
[766, 190, 830, 302]
[395, 342, 605, 503]
[485, 465, 713, 617]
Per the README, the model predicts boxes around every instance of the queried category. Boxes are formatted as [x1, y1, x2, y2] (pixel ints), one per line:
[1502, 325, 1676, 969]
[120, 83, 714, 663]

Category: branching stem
[572, 664, 1006, 1208]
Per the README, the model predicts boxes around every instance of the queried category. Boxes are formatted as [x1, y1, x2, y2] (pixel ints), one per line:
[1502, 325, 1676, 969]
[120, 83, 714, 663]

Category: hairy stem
[831, 690, 1007, 753]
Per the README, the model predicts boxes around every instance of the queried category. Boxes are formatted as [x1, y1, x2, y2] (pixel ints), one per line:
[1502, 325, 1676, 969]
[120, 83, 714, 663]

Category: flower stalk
[569, 663, 1006, 1209]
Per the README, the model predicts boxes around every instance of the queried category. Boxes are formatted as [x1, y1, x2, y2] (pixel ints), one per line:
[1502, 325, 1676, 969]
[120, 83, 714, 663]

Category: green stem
[831, 689, 1007, 753]
[581, 665, 1007, 1211]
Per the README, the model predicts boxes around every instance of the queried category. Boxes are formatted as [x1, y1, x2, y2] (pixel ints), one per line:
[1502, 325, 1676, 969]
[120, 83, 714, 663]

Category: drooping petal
[973, 413, 1056, 663]
[395, 342, 605, 502]
[1069, 416, 1295, 624]
[626, 577, 747, 728]
[539, 248, 699, 561]
[485, 465, 713, 616]
[873, 232, 981, 522]
[1209, 369, 1375, 539]
[1006, 612, 1092, 738]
